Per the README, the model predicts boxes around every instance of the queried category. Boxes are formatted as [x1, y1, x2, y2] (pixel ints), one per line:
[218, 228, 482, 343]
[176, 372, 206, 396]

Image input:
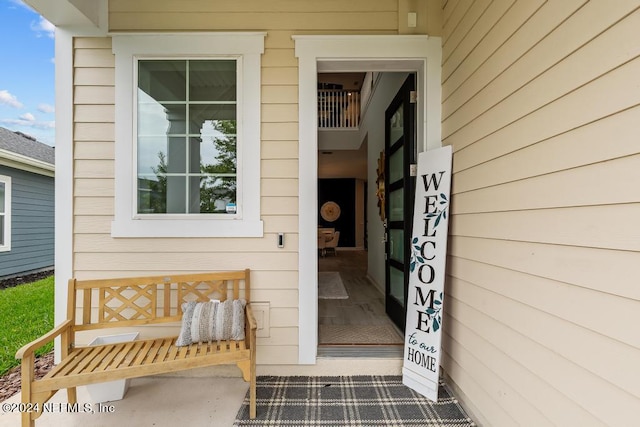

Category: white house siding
[73, 1, 404, 365]
[441, 0, 640, 425]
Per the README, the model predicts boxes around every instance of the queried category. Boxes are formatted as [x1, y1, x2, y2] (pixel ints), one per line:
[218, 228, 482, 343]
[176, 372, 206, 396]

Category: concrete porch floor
[1, 354, 404, 426]
[0, 376, 249, 426]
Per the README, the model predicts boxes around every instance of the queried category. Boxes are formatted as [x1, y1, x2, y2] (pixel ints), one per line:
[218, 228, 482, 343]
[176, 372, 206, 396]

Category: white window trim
[111, 33, 265, 237]
[0, 175, 11, 252]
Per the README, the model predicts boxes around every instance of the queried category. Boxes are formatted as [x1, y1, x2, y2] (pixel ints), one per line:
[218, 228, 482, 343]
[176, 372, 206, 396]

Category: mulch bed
[0, 269, 53, 290]
[0, 351, 54, 402]
[0, 270, 56, 401]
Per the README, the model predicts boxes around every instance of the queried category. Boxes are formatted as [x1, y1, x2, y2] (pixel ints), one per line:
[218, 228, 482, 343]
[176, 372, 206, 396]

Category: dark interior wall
[318, 178, 355, 247]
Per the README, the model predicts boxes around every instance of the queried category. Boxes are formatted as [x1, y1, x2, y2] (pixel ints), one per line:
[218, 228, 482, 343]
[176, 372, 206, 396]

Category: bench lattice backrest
[68, 270, 250, 332]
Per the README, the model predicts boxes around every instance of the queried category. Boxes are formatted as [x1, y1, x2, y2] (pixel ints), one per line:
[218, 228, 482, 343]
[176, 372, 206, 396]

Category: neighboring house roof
[0, 127, 55, 176]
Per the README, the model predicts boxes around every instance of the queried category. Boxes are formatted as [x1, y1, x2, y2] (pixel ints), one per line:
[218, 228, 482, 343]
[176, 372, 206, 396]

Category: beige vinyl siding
[73, 36, 117, 282]
[108, 0, 399, 32]
[74, 1, 403, 365]
[442, 0, 640, 425]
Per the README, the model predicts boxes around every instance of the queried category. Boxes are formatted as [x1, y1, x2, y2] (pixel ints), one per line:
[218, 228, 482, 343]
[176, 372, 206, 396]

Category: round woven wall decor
[320, 201, 341, 222]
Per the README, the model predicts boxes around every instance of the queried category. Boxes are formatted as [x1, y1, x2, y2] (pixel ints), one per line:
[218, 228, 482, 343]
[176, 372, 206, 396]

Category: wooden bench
[16, 270, 257, 427]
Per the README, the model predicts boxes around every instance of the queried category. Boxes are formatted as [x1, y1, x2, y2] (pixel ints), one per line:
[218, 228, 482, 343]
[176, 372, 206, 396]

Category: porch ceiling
[318, 59, 425, 73]
[24, 0, 103, 29]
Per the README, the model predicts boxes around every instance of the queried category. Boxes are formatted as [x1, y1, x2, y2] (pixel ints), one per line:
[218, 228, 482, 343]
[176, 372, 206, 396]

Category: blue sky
[0, 0, 55, 146]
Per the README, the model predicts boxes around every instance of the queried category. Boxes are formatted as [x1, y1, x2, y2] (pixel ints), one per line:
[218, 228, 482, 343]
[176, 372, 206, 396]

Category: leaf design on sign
[423, 292, 444, 333]
[425, 193, 449, 230]
[434, 212, 442, 227]
[410, 237, 425, 273]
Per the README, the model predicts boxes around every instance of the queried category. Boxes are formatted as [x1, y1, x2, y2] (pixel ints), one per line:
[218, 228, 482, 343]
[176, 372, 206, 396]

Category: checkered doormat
[234, 376, 475, 426]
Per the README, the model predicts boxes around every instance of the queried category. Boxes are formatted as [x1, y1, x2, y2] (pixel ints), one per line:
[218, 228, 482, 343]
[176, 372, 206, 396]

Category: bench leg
[21, 412, 34, 427]
[249, 358, 256, 419]
[236, 359, 256, 419]
[21, 353, 35, 427]
[67, 387, 77, 404]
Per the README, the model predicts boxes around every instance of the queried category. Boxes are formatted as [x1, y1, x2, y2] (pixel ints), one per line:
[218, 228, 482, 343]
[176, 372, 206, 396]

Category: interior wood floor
[318, 250, 403, 346]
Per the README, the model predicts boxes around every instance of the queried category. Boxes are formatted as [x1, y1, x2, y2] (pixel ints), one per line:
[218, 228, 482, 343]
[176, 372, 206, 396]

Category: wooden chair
[324, 231, 340, 256]
[318, 234, 327, 257]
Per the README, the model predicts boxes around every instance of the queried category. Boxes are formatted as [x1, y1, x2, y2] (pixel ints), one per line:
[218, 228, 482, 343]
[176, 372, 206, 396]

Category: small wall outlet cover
[251, 302, 270, 338]
[277, 232, 284, 248]
[408, 12, 417, 28]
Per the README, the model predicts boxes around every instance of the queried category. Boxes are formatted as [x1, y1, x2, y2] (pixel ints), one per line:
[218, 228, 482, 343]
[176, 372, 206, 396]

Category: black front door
[384, 74, 416, 332]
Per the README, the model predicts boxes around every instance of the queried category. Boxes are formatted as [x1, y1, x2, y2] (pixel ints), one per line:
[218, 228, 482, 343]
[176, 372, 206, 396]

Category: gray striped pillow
[176, 299, 246, 346]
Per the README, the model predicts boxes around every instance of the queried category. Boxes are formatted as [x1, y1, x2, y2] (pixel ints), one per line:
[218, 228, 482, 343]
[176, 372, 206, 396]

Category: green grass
[0, 276, 54, 376]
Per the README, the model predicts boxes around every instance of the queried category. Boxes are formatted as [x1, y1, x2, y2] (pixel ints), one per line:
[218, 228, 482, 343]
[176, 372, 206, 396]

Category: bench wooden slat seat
[32, 337, 250, 392]
[16, 270, 257, 427]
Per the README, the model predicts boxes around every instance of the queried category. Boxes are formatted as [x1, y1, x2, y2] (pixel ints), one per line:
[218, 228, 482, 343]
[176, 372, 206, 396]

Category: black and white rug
[234, 376, 475, 426]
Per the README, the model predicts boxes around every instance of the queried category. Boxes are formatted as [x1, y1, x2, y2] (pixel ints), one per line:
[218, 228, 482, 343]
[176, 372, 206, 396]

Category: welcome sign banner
[402, 145, 453, 401]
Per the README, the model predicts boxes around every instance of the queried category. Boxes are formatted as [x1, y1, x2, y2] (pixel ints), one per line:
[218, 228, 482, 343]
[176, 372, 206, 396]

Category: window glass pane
[389, 104, 403, 143]
[389, 148, 403, 184]
[390, 266, 405, 308]
[188, 176, 237, 214]
[191, 121, 237, 174]
[190, 60, 236, 101]
[0, 182, 4, 213]
[390, 229, 404, 263]
[137, 59, 237, 215]
[138, 93, 186, 135]
[389, 188, 403, 222]
[138, 136, 187, 176]
[189, 105, 236, 134]
[138, 175, 192, 214]
[138, 61, 186, 102]
[165, 176, 187, 213]
[138, 175, 165, 214]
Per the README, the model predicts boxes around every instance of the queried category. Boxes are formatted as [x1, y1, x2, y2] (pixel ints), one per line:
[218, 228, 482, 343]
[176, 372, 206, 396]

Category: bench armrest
[245, 304, 258, 331]
[16, 319, 73, 360]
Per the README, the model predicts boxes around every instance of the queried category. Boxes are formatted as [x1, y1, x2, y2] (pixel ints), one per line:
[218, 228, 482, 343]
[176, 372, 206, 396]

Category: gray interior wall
[0, 166, 54, 279]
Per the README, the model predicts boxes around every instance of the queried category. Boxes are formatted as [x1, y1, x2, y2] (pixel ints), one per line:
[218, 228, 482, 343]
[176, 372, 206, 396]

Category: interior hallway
[318, 250, 403, 348]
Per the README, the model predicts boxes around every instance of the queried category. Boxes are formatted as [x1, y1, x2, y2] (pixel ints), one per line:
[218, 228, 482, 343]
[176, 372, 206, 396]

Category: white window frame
[111, 33, 265, 237]
[0, 175, 11, 252]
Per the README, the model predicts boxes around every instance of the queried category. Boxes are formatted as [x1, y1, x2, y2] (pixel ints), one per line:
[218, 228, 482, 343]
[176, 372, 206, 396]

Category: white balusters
[318, 89, 360, 129]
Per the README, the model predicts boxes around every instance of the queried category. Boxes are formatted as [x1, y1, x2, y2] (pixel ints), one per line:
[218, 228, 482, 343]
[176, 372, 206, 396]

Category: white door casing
[294, 35, 442, 364]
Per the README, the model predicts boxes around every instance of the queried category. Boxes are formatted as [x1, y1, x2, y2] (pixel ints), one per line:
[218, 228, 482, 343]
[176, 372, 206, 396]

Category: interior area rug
[319, 324, 403, 345]
[234, 376, 475, 426]
[318, 271, 349, 299]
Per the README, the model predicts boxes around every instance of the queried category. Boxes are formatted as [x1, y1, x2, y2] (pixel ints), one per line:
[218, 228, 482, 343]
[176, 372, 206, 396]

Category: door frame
[294, 35, 442, 364]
